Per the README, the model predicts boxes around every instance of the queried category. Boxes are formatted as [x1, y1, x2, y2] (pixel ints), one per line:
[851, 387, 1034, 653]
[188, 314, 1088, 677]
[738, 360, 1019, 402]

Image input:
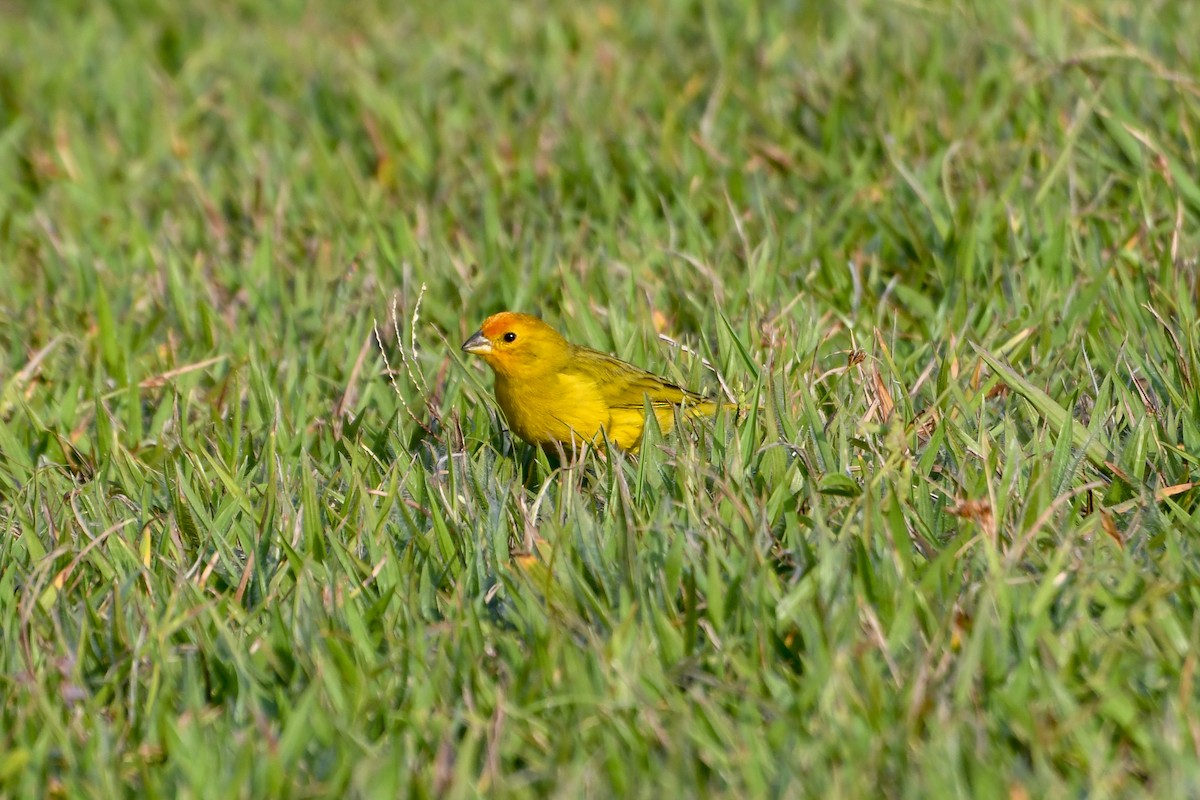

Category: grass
[2, 0, 1199, 796]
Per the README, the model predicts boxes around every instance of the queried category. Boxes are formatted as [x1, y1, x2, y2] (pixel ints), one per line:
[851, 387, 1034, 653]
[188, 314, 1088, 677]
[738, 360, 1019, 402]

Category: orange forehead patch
[481, 312, 542, 339]
[480, 312, 517, 338]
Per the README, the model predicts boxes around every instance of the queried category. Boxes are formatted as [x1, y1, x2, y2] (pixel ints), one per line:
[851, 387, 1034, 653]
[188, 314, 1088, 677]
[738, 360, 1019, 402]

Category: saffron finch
[461, 311, 732, 452]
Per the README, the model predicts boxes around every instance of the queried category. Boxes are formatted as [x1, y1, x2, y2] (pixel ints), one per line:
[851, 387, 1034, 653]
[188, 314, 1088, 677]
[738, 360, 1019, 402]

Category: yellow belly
[494, 372, 680, 451]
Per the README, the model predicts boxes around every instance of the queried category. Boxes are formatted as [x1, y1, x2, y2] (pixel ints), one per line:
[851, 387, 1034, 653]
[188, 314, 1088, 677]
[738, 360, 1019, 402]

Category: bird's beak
[461, 330, 492, 354]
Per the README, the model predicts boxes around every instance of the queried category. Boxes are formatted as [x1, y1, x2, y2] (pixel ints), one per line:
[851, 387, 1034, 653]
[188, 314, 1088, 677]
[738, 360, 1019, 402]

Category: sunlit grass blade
[972, 343, 1113, 473]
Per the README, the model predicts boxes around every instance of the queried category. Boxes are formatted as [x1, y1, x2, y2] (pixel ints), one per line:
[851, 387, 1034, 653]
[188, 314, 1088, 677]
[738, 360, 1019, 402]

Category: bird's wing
[565, 345, 708, 409]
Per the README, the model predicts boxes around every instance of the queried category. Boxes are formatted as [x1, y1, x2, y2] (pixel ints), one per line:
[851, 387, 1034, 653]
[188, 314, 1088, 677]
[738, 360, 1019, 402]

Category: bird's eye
[503, 332, 517, 343]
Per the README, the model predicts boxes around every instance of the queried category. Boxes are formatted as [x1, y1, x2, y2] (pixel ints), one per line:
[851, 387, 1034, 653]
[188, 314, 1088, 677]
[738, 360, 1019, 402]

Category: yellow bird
[461, 312, 732, 452]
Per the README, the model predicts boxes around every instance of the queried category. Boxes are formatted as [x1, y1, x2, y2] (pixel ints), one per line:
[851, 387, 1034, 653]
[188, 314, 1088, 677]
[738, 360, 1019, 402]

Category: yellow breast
[494, 371, 669, 451]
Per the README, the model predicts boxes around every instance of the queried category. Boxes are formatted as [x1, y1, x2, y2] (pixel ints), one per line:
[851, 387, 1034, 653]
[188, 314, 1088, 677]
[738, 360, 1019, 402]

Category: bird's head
[461, 311, 570, 379]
